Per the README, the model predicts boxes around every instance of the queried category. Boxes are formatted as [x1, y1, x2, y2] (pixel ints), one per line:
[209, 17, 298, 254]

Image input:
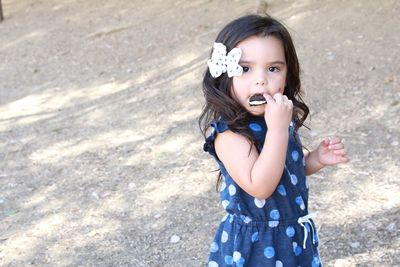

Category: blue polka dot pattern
[270, 209, 280, 220]
[224, 255, 233, 265]
[240, 215, 252, 224]
[233, 251, 241, 262]
[312, 256, 321, 267]
[233, 251, 245, 267]
[220, 180, 226, 192]
[286, 226, 295, 237]
[228, 184, 236, 196]
[292, 150, 299, 162]
[295, 196, 305, 210]
[264, 246, 275, 258]
[269, 221, 279, 228]
[277, 184, 287, 196]
[290, 174, 298, 185]
[254, 198, 266, 208]
[293, 242, 302, 256]
[243, 216, 252, 224]
[249, 123, 262, 132]
[221, 200, 229, 209]
[205, 117, 321, 266]
[221, 231, 228, 243]
[251, 232, 259, 243]
[210, 242, 219, 253]
[220, 214, 228, 222]
[236, 257, 245, 267]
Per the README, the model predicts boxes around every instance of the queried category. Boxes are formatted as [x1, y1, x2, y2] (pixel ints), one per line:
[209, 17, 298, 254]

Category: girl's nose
[256, 80, 265, 86]
[255, 70, 267, 86]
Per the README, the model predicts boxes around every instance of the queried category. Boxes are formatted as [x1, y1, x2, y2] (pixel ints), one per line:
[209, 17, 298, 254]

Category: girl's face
[231, 35, 287, 115]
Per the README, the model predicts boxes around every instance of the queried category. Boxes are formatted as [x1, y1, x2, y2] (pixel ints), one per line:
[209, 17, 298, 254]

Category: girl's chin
[247, 106, 265, 116]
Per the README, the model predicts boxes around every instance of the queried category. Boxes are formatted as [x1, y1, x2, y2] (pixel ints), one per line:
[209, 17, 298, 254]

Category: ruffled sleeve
[203, 120, 229, 159]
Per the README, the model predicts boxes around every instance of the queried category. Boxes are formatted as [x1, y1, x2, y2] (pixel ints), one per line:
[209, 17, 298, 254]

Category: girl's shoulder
[203, 118, 230, 154]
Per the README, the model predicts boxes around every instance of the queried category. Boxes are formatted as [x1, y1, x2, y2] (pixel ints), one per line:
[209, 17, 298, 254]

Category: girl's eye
[268, 67, 279, 72]
[242, 66, 249, 72]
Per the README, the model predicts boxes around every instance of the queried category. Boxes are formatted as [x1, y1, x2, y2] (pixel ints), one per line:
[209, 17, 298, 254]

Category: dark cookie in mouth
[248, 94, 266, 106]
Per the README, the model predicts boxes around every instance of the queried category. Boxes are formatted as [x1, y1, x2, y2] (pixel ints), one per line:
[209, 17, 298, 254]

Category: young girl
[200, 14, 348, 267]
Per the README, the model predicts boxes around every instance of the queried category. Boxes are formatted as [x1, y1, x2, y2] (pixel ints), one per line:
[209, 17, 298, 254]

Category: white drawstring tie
[297, 213, 316, 249]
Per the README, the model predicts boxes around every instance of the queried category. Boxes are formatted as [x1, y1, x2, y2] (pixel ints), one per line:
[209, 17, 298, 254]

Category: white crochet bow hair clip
[207, 42, 243, 78]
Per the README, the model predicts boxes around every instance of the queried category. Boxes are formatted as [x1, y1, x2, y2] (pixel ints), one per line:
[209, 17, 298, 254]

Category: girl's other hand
[316, 137, 349, 166]
[263, 93, 293, 132]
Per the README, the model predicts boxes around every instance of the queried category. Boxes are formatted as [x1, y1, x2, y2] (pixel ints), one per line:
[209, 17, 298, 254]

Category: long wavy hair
[199, 14, 309, 190]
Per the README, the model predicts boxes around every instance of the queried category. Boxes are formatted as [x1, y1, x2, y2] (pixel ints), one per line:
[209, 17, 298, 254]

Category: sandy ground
[0, 0, 399, 266]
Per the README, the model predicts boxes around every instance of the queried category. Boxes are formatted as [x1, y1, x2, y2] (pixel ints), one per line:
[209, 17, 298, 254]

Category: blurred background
[0, 0, 399, 266]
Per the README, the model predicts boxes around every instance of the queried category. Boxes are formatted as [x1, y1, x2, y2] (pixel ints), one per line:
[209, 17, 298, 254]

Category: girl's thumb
[263, 94, 273, 103]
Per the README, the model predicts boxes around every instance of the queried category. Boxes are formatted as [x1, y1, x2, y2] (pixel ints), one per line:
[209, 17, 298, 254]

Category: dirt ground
[0, 0, 399, 266]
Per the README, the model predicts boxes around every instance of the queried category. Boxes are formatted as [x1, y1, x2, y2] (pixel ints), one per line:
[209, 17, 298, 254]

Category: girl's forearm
[250, 130, 289, 199]
[304, 149, 325, 175]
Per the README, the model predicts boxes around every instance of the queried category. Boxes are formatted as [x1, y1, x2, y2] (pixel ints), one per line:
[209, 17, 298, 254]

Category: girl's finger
[281, 95, 292, 106]
[321, 138, 330, 147]
[263, 94, 274, 104]
[333, 149, 347, 156]
[338, 156, 349, 163]
[328, 137, 342, 145]
[329, 143, 344, 150]
[273, 93, 283, 104]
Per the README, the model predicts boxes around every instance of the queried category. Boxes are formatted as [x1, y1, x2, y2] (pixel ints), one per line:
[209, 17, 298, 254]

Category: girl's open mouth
[248, 94, 266, 106]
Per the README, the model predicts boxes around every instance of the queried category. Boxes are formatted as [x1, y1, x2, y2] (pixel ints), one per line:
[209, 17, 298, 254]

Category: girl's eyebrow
[239, 60, 286, 65]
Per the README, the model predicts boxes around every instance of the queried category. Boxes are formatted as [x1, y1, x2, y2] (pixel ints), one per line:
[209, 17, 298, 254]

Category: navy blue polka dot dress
[204, 115, 322, 267]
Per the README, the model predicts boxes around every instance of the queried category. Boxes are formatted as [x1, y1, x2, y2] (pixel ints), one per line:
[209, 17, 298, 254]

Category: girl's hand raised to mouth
[263, 93, 293, 132]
